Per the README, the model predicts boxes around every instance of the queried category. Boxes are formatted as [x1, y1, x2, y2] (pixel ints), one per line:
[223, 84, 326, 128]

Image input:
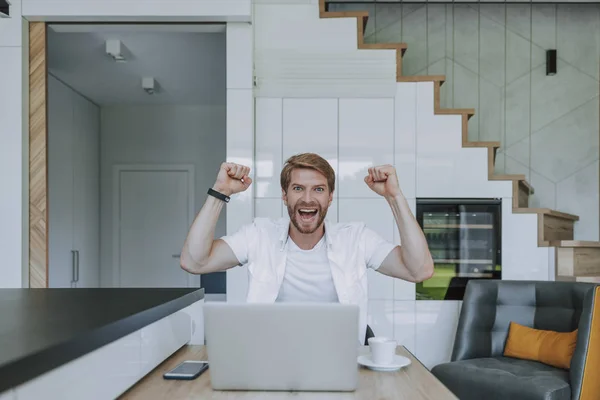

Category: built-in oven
[416, 198, 502, 300]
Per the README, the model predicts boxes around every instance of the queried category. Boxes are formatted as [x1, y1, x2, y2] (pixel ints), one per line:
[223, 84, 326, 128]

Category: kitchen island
[0, 288, 205, 399]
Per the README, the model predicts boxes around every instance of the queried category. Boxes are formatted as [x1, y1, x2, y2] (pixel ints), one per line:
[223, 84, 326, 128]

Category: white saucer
[357, 354, 411, 372]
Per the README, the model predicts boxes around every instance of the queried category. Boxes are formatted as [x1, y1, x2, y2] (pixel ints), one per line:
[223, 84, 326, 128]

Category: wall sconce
[0, 0, 11, 18]
[546, 50, 557, 76]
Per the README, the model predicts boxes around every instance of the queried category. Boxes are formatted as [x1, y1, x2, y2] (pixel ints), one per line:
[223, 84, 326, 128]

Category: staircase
[319, 0, 600, 283]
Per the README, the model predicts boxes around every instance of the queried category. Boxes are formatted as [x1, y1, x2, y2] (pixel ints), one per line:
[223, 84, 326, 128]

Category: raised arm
[180, 162, 252, 274]
[364, 165, 434, 282]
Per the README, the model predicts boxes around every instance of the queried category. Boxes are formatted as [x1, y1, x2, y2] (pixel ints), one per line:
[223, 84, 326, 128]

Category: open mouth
[297, 208, 318, 222]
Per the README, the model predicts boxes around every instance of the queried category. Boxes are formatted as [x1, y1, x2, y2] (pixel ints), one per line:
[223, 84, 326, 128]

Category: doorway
[113, 165, 197, 288]
[42, 23, 227, 292]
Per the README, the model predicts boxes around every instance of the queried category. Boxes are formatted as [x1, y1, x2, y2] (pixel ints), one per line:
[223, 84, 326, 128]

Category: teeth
[299, 209, 316, 213]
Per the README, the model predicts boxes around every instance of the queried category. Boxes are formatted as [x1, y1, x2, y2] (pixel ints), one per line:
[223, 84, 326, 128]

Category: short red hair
[280, 153, 335, 193]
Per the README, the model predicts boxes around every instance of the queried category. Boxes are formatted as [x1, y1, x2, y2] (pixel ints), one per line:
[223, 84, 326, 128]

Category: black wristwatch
[208, 188, 230, 203]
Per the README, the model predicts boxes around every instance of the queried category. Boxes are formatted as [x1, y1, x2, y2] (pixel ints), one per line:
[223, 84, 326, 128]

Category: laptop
[203, 303, 359, 392]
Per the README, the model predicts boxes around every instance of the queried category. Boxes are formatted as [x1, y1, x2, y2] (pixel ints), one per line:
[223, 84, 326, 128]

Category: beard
[287, 201, 328, 234]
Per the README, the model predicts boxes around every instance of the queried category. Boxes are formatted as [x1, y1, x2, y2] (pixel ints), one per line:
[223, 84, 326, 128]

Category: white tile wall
[326, 197, 339, 224]
[255, 198, 283, 219]
[502, 198, 551, 281]
[226, 22, 253, 89]
[255, 98, 283, 198]
[225, 17, 254, 302]
[338, 98, 394, 198]
[395, 83, 417, 199]
[416, 300, 461, 369]
[225, 109, 253, 297]
[226, 89, 254, 234]
[368, 300, 394, 339]
[339, 198, 395, 300]
[394, 300, 416, 353]
[282, 99, 338, 189]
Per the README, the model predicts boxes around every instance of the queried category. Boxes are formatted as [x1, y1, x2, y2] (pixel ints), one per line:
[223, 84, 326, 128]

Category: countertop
[0, 287, 204, 393]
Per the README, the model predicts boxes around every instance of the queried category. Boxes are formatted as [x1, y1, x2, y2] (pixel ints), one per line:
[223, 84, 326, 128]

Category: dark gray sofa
[431, 280, 600, 400]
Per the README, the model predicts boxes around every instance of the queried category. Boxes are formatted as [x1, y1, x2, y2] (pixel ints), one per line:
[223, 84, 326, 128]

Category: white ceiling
[48, 24, 226, 106]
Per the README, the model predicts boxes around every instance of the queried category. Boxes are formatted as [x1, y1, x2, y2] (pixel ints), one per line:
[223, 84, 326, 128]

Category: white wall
[224, 22, 254, 301]
[99, 105, 226, 288]
[22, 0, 251, 22]
[0, 0, 25, 288]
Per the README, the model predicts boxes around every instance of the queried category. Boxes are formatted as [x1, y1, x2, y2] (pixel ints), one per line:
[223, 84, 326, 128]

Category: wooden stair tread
[513, 208, 580, 221]
[320, 11, 369, 19]
[360, 43, 407, 50]
[435, 108, 475, 118]
[398, 75, 446, 83]
[464, 141, 500, 148]
[551, 240, 600, 248]
[519, 179, 534, 194]
[490, 174, 526, 181]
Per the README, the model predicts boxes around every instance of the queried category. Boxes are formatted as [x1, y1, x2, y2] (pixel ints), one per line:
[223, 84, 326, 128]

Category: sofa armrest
[570, 286, 600, 400]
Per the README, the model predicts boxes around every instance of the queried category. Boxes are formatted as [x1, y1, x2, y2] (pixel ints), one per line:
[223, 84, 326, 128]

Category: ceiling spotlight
[142, 77, 156, 95]
[0, 1, 11, 18]
[106, 39, 126, 63]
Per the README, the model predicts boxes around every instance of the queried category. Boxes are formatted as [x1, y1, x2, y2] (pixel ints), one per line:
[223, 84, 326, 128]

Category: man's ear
[282, 189, 288, 205]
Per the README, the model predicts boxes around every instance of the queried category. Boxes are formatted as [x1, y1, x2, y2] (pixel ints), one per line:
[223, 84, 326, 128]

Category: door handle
[75, 250, 80, 282]
[172, 254, 181, 258]
[71, 250, 77, 284]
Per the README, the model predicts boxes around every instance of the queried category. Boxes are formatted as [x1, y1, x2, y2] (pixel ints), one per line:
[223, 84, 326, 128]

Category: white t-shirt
[276, 236, 339, 303]
[220, 217, 397, 344]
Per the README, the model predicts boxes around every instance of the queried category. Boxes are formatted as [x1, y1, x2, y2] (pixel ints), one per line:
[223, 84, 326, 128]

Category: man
[180, 153, 434, 344]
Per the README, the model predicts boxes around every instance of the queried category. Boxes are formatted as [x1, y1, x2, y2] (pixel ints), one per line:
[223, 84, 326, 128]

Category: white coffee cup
[368, 337, 397, 365]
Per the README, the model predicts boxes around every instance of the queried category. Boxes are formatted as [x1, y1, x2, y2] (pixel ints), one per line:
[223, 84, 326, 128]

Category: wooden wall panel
[29, 22, 47, 288]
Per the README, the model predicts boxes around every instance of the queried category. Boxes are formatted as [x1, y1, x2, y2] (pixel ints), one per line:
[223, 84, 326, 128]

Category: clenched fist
[213, 162, 252, 197]
[364, 165, 402, 198]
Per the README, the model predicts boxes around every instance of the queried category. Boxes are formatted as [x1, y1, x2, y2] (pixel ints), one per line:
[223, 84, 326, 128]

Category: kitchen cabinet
[48, 76, 100, 288]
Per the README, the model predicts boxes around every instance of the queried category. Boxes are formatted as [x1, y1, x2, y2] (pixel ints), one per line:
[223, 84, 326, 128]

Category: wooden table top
[120, 345, 458, 400]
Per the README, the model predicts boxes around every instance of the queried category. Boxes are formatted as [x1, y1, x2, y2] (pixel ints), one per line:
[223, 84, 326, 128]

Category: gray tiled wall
[331, 2, 600, 240]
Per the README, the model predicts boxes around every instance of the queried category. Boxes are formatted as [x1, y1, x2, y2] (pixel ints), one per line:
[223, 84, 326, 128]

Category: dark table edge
[0, 288, 204, 393]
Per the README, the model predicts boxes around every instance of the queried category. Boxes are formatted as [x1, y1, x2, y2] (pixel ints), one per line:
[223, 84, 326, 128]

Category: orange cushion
[503, 321, 578, 370]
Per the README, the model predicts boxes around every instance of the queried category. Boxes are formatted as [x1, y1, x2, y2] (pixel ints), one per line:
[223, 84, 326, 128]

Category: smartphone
[163, 361, 209, 380]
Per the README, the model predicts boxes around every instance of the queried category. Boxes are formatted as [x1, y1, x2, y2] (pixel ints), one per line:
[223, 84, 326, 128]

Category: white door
[73, 94, 100, 288]
[113, 165, 197, 288]
[48, 76, 75, 288]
